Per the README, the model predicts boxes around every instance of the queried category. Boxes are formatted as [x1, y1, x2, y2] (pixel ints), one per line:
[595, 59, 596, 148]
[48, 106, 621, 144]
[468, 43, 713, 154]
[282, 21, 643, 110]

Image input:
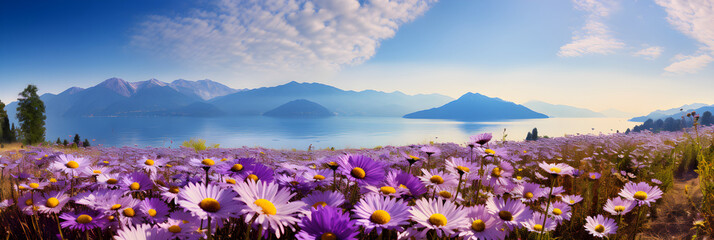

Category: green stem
[54, 213, 65, 240]
[539, 177, 556, 240]
[206, 216, 212, 240]
[454, 174, 464, 202]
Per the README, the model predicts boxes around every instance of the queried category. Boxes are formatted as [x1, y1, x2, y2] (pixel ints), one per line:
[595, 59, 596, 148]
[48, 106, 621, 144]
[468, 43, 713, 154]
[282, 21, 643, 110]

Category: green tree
[531, 128, 539, 141]
[525, 132, 533, 141]
[62, 139, 69, 146]
[0, 100, 6, 142]
[83, 139, 91, 148]
[73, 134, 81, 146]
[16, 85, 46, 145]
[702, 111, 713, 126]
[56, 137, 62, 145]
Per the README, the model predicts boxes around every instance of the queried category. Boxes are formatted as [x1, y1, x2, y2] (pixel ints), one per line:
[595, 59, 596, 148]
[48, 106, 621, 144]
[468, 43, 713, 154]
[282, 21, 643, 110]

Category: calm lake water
[44, 116, 638, 149]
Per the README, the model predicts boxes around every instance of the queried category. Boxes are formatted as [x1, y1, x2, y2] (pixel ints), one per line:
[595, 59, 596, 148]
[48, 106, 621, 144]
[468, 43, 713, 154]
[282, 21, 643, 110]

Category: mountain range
[629, 103, 712, 122]
[522, 101, 605, 118]
[403, 92, 548, 121]
[5, 78, 454, 119]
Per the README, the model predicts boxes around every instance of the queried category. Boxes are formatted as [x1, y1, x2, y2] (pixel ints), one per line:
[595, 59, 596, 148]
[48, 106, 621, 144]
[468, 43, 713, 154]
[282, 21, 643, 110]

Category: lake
[44, 116, 638, 149]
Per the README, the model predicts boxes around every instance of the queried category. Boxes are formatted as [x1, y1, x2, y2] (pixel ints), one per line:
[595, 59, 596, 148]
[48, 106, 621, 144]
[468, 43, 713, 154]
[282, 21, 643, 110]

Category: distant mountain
[523, 101, 604, 118]
[403, 92, 548, 121]
[263, 99, 335, 118]
[210, 81, 453, 117]
[169, 79, 242, 100]
[599, 108, 632, 118]
[630, 103, 711, 122]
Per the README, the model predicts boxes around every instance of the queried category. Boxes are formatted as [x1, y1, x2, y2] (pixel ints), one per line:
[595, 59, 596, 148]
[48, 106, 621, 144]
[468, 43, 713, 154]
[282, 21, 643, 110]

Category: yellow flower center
[201, 158, 215, 166]
[525, 192, 534, 199]
[312, 201, 327, 209]
[148, 209, 157, 217]
[246, 174, 259, 182]
[65, 161, 79, 169]
[221, 158, 228, 162]
[169, 186, 180, 194]
[226, 179, 236, 184]
[313, 175, 325, 181]
[93, 170, 101, 174]
[456, 166, 470, 173]
[49, 178, 57, 183]
[590, 174, 597, 179]
[111, 204, 122, 210]
[428, 213, 448, 226]
[231, 164, 243, 172]
[130, 182, 141, 190]
[569, 200, 575, 204]
[166, 164, 172, 168]
[409, 155, 420, 160]
[549, 167, 561, 173]
[29, 183, 40, 189]
[45, 198, 60, 208]
[498, 210, 513, 221]
[321, 232, 337, 240]
[471, 219, 486, 232]
[614, 206, 626, 212]
[103, 161, 109, 164]
[398, 184, 408, 189]
[552, 208, 562, 216]
[633, 191, 648, 200]
[533, 224, 543, 231]
[430, 175, 444, 184]
[328, 161, 338, 167]
[254, 199, 276, 215]
[485, 149, 495, 155]
[491, 167, 502, 177]
[438, 191, 452, 198]
[144, 159, 155, 166]
[516, 176, 522, 180]
[594, 224, 605, 233]
[168, 225, 182, 233]
[199, 198, 222, 213]
[25, 199, 33, 206]
[351, 167, 366, 179]
[76, 214, 93, 224]
[107, 178, 118, 184]
[380, 186, 396, 194]
[123, 208, 136, 217]
[370, 210, 391, 224]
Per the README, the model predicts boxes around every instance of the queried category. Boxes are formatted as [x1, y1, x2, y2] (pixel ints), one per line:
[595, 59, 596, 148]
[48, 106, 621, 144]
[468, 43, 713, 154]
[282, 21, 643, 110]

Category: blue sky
[1, 0, 712, 114]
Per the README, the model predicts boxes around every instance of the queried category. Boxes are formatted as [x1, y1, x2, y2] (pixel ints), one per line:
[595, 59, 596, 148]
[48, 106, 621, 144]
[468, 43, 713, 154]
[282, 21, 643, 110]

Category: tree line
[0, 84, 90, 147]
[631, 111, 713, 133]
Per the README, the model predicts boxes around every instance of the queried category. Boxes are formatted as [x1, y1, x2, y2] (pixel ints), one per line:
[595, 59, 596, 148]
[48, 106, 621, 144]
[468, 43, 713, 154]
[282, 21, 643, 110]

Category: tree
[526, 132, 533, 141]
[56, 138, 62, 145]
[0, 100, 7, 142]
[9, 123, 17, 142]
[531, 128, 539, 141]
[83, 139, 91, 148]
[701, 111, 713, 126]
[625, 128, 631, 134]
[73, 134, 81, 146]
[62, 139, 69, 146]
[16, 85, 46, 145]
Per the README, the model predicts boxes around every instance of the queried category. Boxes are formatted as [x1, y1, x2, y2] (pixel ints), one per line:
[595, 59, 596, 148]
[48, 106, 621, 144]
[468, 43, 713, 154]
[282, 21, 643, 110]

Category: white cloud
[664, 53, 713, 73]
[131, 0, 437, 74]
[558, 0, 624, 57]
[633, 46, 664, 59]
[655, 0, 714, 73]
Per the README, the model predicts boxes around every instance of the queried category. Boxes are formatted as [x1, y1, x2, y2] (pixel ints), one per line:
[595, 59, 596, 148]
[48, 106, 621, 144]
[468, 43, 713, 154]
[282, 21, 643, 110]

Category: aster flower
[158, 217, 203, 240]
[301, 168, 333, 187]
[297, 206, 358, 240]
[458, 205, 506, 240]
[18, 193, 40, 215]
[353, 194, 411, 234]
[512, 182, 545, 202]
[538, 162, 574, 176]
[584, 215, 618, 238]
[618, 182, 663, 206]
[137, 156, 164, 174]
[97, 173, 123, 188]
[189, 157, 220, 169]
[51, 154, 89, 176]
[139, 198, 170, 223]
[114, 223, 173, 240]
[419, 145, 441, 157]
[82, 165, 109, 177]
[603, 197, 635, 216]
[36, 190, 70, 214]
[486, 197, 532, 230]
[233, 180, 305, 238]
[238, 162, 275, 183]
[302, 191, 345, 210]
[337, 155, 385, 187]
[445, 157, 477, 180]
[158, 183, 182, 204]
[19, 180, 50, 191]
[433, 186, 465, 202]
[215, 157, 256, 177]
[543, 201, 571, 223]
[469, 133, 493, 146]
[59, 211, 109, 231]
[419, 169, 458, 190]
[179, 182, 242, 220]
[122, 172, 154, 193]
[410, 198, 468, 237]
[560, 194, 583, 205]
[522, 212, 557, 233]
[588, 172, 602, 180]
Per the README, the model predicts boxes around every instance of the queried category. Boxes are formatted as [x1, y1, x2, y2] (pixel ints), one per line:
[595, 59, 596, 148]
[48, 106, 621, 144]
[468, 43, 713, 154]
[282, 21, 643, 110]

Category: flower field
[1, 126, 713, 240]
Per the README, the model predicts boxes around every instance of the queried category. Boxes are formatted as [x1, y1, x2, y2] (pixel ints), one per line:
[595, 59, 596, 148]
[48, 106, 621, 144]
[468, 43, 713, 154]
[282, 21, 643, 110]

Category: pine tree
[0, 100, 6, 142]
[526, 132, 533, 141]
[625, 128, 630, 134]
[9, 123, 17, 142]
[83, 139, 90, 148]
[56, 138, 62, 145]
[16, 85, 46, 145]
[701, 111, 713, 126]
[73, 134, 81, 146]
[531, 128, 539, 141]
[62, 139, 69, 146]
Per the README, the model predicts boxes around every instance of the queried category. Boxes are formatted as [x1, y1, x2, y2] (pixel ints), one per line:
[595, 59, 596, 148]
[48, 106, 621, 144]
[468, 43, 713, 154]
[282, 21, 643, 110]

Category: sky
[1, 0, 713, 115]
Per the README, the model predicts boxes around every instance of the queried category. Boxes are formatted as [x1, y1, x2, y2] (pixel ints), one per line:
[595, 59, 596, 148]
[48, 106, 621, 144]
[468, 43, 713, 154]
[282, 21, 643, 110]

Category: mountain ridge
[403, 92, 548, 121]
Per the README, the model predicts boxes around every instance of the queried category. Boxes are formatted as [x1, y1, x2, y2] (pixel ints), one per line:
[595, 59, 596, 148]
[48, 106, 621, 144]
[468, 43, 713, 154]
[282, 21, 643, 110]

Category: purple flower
[122, 172, 154, 193]
[469, 133, 493, 146]
[486, 197, 532, 230]
[538, 162, 574, 176]
[59, 211, 109, 231]
[338, 155, 385, 187]
[522, 212, 557, 233]
[603, 197, 635, 216]
[584, 215, 617, 238]
[353, 194, 411, 234]
[178, 182, 242, 220]
[410, 198, 468, 237]
[513, 182, 545, 202]
[297, 206, 358, 240]
[302, 191, 345, 210]
[588, 172, 602, 180]
[618, 182, 663, 206]
[458, 205, 506, 240]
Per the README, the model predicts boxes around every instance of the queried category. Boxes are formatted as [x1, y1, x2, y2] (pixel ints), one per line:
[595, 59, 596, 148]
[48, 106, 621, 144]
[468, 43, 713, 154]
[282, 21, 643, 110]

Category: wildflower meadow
[0, 125, 712, 240]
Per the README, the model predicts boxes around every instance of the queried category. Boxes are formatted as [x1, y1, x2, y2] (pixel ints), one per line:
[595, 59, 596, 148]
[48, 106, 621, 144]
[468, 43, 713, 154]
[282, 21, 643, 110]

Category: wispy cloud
[558, 0, 624, 57]
[633, 46, 664, 59]
[655, 0, 714, 73]
[131, 0, 437, 74]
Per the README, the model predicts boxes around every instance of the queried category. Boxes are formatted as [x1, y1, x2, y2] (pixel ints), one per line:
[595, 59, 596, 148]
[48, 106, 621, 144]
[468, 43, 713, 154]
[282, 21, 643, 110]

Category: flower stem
[539, 177, 556, 240]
